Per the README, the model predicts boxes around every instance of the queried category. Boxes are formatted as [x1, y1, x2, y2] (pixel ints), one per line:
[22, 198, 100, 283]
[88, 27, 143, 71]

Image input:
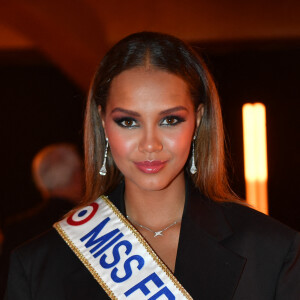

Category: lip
[134, 160, 167, 174]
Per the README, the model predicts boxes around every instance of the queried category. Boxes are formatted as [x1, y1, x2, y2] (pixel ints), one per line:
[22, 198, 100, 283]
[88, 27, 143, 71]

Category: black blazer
[4, 182, 300, 299]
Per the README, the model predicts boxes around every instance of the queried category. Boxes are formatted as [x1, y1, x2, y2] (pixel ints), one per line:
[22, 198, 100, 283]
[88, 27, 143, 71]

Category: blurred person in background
[32, 143, 84, 208]
[0, 143, 84, 297]
[5, 143, 84, 245]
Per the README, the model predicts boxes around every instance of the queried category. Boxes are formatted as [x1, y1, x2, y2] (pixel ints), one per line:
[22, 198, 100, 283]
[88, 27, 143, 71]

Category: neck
[124, 172, 185, 229]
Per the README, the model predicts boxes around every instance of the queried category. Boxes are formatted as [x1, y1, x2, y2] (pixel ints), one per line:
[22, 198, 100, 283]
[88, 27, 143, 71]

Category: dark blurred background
[0, 1, 299, 231]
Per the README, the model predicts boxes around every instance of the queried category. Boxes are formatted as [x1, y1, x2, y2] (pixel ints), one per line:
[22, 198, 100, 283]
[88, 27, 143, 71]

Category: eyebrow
[111, 106, 188, 117]
[159, 106, 188, 115]
[111, 107, 141, 117]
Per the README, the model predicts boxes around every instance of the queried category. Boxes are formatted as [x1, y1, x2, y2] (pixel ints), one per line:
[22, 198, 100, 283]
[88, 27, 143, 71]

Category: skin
[99, 67, 203, 272]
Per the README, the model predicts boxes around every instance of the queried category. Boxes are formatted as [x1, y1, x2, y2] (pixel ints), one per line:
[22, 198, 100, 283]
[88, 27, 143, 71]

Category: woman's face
[99, 67, 203, 192]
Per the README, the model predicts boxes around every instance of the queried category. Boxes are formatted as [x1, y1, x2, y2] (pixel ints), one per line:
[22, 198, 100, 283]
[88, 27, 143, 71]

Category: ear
[195, 103, 204, 130]
[98, 105, 107, 135]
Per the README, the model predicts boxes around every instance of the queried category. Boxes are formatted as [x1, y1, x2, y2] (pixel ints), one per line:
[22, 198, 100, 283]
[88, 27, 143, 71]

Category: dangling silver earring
[190, 135, 197, 174]
[99, 137, 109, 176]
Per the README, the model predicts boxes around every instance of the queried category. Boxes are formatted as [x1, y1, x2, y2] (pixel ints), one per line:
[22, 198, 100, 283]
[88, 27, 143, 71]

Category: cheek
[105, 126, 136, 161]
[163, 125, 194, 157]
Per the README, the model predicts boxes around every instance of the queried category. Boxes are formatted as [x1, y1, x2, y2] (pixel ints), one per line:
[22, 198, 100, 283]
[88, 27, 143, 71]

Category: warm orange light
[242, 103, 268, 214]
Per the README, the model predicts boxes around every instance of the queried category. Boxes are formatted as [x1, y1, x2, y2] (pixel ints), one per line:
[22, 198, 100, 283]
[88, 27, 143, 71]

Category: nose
[138, 128, 163, 153]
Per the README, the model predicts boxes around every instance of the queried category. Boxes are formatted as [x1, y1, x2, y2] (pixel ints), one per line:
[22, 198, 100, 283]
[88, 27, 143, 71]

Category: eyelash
[113, 115, 186, 128]
[160, 115, 186, 126]
[114, 117, 139, 128]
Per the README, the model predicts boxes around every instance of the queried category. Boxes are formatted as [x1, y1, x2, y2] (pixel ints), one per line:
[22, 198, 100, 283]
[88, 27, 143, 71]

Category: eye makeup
[113, 117, 139, 128]
[160, 115, 186, 126]
[113, 114, 186, 129]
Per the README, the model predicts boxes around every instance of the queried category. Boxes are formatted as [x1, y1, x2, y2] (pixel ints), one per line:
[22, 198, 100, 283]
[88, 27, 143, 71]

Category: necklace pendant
[154, 231, 163, 237]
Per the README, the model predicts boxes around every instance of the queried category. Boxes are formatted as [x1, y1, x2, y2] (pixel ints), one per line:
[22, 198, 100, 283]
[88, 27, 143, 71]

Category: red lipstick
[134, 160, 167, 174]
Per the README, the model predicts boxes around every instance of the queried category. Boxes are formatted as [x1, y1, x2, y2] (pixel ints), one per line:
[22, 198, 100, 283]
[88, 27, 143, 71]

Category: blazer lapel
[174, 183, 246, 299]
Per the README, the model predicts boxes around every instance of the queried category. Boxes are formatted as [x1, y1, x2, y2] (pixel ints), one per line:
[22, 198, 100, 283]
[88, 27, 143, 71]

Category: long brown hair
[83, 32, 237, 204]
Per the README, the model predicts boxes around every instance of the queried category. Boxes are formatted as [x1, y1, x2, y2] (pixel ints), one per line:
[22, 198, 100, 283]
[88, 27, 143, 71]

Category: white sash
[54, 196, 192, 300]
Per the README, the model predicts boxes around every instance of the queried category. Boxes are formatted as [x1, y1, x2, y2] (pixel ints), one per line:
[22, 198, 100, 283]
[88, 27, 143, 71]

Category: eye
[114, 117, 139, 128]
[160, 116, 185, 126]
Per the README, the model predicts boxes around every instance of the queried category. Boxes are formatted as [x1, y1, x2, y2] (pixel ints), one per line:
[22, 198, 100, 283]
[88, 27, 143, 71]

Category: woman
[5, 32, 300, 299]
